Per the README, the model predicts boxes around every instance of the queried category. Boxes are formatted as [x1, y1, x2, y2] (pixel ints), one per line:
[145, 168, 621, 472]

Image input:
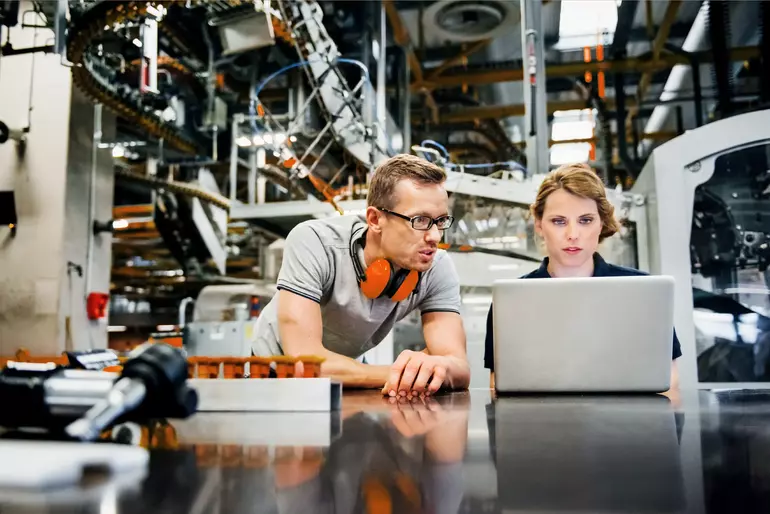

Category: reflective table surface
[1, 388, 770, 513]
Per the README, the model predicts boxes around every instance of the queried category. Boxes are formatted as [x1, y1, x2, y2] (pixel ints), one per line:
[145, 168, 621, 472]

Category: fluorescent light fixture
[108, 326, 127, 332]
[112, 219, 129, 230]
[132, 38, 142, 48]
[274, 133, 286, 145]
[556, 0, 618, 51]
[112, 146, 125, 158]
[263, 134, 273, 145]
[156, 324, 176, 332]
[253, 135, 265, 145]
[550, 144, 592, 166]
[236, 136, 252, 147]
[550, 109, 595, 166]
[289, 135, 297, 143]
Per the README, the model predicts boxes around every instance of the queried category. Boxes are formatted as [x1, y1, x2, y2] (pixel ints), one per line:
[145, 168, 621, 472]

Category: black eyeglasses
[378, 208, 454, 231]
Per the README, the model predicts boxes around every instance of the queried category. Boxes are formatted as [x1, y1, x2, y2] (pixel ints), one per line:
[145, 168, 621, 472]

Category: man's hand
[381, 349, 449, 397]
[387, 394, 444, 437]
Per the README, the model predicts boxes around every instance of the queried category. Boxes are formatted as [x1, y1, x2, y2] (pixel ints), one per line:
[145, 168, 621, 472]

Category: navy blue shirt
[483, 253, 683, 371]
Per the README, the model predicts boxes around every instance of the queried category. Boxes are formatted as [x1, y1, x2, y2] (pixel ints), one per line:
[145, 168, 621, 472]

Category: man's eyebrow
[409, 211, 449, 217]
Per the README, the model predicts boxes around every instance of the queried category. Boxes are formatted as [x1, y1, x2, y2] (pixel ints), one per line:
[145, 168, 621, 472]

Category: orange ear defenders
[350, 227, 422, 302]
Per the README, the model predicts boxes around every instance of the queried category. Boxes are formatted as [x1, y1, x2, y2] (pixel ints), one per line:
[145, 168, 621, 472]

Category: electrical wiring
[249, 57, 370, 137]
[415, 139, 529, 176]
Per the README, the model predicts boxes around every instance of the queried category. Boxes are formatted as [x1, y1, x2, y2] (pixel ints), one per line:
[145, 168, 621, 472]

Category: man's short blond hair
[367, 154, 447, 210]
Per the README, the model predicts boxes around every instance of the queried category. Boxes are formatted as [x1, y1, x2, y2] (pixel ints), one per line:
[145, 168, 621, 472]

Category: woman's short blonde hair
[530, 163, 621, 242]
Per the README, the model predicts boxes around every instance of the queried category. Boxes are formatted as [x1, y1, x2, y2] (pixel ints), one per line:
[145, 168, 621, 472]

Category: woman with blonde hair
[483, 163, 681, 388]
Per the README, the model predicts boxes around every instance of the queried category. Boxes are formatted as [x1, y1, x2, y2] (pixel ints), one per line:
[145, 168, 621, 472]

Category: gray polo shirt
[252, 214, 461, 358]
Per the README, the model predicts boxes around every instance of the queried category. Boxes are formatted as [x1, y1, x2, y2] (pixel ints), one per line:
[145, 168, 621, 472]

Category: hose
[115, 167, 230, 211]
[706, 0, 733, 117]
[417, 138, 528, 176]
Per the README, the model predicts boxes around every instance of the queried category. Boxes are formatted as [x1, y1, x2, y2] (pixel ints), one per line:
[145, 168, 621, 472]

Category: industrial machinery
[632, 109, 770, 387]
[152, 168, 230, 276]
[0, 343, 197, 440]
[182, 283, 276, 357]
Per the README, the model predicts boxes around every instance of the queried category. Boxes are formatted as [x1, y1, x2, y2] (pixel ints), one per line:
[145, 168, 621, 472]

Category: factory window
[555, 0, 619, 51]
[549, 109, 595, 167]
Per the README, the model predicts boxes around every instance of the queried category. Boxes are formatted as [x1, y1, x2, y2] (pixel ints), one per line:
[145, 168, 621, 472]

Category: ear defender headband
[349, 225, 422, 302]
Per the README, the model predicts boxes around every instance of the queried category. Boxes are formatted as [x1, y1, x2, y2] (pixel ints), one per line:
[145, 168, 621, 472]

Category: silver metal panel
[192, 169, 228, 274]
[444, 171, 544, 207]
[0, 8, 77, 355]
[217, 10, 276, 55]
[185, 320, 256, 357]
[192, 198, 227, 275]
[189, 377, 342, 412]
[61, 87, 117, 351]
[493, 276, 675, 393]
[173, 411, 341, 446]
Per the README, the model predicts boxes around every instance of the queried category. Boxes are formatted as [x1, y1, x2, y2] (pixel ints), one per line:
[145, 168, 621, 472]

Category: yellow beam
[383, 0, 423, 84]
[425, 38, 492, 80]
[416, 46, 760, 90]
[431, 98, 636, 124]
[383, 0, 440, 124]
[627, 0, 682, 127]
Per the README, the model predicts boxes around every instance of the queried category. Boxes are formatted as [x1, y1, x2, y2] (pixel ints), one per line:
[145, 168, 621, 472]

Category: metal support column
[376, 0, 387, 128]
[229, 117, 238, 203]
[248, 149, 257, 205]
[402, 47, 411, 152]
[520, 0, 548, 173]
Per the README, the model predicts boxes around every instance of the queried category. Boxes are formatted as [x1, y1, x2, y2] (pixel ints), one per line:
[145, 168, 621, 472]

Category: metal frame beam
[416, 46, 759, 89]
[610, 0, 639, 58]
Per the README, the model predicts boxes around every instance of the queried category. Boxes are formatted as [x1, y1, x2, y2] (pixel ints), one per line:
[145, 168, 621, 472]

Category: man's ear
[366, 206, 382, 233]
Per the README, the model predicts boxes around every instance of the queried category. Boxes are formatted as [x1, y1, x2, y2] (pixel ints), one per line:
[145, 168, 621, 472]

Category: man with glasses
[252, 154, 471, 396]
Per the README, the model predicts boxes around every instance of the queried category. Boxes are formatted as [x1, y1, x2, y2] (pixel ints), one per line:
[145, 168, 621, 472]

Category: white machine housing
[632, 108, 770, 391]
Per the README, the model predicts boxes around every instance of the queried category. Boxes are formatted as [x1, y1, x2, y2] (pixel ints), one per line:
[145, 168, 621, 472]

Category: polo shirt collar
[534, 253, 610, 278]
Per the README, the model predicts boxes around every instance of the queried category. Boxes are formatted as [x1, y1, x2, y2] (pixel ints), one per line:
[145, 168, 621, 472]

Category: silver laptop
[493, 275, 675, 393]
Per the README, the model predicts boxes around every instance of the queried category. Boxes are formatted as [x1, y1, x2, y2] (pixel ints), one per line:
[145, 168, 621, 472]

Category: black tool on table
[0, 343, 197, 441]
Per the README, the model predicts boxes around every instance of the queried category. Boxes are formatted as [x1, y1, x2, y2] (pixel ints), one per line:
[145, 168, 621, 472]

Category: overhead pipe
[641, 1, 710, 154]
[613, 71, 642, 177]
[664, 42, 704, 127]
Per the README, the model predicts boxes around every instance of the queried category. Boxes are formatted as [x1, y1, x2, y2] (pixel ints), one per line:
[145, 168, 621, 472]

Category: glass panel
[692, 143, 770, 382]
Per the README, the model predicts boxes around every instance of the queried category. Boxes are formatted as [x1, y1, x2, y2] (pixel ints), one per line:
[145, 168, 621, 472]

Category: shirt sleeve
[672, 328, 682, 360]
[418, 252, 461, 315]
[484, 304, 494, 371]
[276, 222, 332, 303]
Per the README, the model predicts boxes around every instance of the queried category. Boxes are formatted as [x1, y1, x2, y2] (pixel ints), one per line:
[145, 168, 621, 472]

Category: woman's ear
[534, 217, 543, 237]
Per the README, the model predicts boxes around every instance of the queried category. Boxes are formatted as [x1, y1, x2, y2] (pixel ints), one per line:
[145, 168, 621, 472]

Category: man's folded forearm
[318, 351, 390, 388]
